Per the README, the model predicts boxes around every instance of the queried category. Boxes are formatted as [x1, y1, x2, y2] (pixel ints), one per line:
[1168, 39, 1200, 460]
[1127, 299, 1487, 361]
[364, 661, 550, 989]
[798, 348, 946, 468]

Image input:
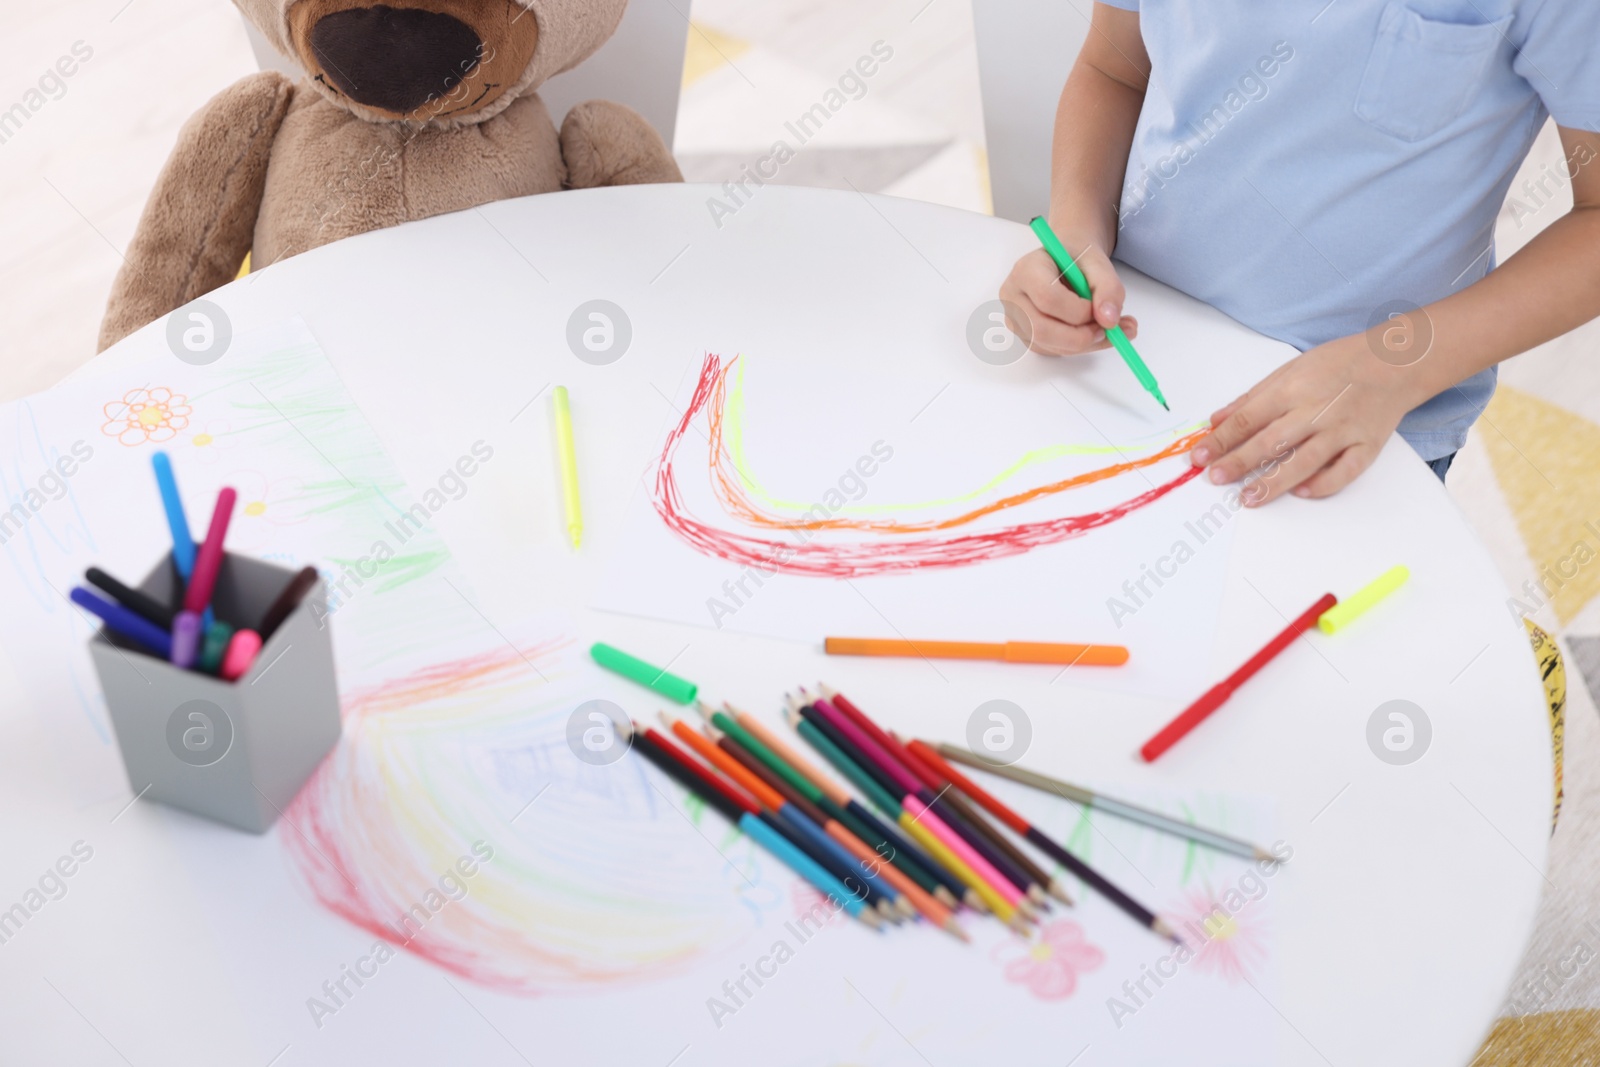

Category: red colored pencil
[1140, 592, 1337, 761]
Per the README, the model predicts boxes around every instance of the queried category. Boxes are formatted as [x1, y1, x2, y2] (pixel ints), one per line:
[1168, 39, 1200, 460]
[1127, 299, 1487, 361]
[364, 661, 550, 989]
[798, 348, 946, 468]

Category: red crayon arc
[1140, 592, 1338, 762]
[650, 354, 1205, 579]
[703, 357, 1206, 535]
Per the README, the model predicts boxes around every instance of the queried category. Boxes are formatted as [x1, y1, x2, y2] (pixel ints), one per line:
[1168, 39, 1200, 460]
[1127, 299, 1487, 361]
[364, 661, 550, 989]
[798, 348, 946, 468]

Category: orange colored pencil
[824, 637, 1128, 667]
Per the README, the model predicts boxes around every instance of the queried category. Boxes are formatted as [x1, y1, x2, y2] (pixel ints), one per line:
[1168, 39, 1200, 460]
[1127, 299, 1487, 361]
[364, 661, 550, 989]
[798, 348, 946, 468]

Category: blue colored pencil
[743, 813, 873, 922]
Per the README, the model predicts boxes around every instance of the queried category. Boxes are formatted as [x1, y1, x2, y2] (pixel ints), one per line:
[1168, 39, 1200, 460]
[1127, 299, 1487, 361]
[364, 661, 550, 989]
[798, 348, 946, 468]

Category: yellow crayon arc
[1319, 565, 1409, 634]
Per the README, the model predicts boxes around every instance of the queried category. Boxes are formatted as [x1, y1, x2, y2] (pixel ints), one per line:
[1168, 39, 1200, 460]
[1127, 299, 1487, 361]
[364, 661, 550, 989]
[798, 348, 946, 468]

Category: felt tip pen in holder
[171, 611, 203, 669]
[1029, 216, 1169, 412]
[589, 642, 697, 703]
[85, 567, 176, 630]
[151, 452, 197, 579]
[70, 587, 173, 659]
[185, 488, 237, 617]
[221, 630, 263, 682]
[257, 565, 319, 641]
[198, 621, 235, 675]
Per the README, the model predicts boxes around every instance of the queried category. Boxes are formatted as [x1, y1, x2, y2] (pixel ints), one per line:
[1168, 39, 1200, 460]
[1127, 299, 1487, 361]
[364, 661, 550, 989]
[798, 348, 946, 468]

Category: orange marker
[824, 637, 1128, 667]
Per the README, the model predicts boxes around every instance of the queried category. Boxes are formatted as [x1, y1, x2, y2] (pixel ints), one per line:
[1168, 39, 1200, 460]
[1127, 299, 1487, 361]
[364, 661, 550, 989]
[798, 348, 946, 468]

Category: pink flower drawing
[992, 919, 1106, 1000]
[1166, 886, 1271, 985]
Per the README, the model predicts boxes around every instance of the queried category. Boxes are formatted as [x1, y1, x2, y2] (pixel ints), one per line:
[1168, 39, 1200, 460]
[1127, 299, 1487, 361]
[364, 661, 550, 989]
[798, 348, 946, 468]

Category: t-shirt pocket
[1354, 2, 1511, 142]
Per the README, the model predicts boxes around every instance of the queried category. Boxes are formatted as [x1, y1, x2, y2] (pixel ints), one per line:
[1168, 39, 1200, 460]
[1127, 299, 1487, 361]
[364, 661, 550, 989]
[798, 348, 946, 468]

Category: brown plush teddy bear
[99, 0, 682, 350]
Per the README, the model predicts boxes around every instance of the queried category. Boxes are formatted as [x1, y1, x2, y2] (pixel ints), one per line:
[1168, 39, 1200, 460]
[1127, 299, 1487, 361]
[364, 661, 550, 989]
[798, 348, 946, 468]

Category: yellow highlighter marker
[552, 386, 582, 548]
[1319, 565, 1409, 634]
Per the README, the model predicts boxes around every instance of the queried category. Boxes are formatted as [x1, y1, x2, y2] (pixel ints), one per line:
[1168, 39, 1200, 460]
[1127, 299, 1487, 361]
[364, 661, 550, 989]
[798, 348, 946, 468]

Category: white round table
[11, 183, 1550, 1066]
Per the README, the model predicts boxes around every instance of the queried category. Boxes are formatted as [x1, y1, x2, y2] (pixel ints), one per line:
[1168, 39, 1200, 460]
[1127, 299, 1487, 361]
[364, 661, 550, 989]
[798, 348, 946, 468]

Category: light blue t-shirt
[1096, 0, 1600, 460]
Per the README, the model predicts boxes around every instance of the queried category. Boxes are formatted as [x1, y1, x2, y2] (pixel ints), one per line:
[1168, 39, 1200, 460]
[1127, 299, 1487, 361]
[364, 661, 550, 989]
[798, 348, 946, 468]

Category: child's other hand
[1000, 245, 1138, 356]
[1189, 334, 1416, 504]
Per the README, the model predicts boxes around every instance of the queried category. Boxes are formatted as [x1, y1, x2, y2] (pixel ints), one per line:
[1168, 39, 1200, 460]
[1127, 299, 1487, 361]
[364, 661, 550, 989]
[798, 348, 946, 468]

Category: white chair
[971, 0, 1091, 222]
[242, 1, 687, 149]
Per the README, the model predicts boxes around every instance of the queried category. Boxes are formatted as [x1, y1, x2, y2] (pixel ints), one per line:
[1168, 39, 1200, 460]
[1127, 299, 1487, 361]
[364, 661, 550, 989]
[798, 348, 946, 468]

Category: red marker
[184, 488, 237, 616]
[1140, 592, 1338, 762]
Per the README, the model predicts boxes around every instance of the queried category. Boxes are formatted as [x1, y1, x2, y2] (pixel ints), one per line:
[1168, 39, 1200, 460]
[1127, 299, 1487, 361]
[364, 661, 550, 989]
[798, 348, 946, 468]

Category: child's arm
[1196, 124, 1600, 502]
[999, 5, 1148, 355]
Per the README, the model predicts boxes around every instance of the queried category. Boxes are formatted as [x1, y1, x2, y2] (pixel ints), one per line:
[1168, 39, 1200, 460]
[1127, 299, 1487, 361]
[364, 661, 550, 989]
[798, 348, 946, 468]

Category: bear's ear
[232, 0, 298, 67]
[515, 0, 628, 89]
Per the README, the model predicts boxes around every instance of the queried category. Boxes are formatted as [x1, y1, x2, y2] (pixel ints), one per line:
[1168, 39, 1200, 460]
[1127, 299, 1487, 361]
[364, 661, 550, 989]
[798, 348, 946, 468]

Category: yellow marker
[553, 386, 582, 548]
[1318, 565, 1409, 634]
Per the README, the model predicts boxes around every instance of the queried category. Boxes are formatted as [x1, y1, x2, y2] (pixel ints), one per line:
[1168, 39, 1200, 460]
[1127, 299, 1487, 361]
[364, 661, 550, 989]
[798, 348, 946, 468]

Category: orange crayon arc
[825, 637, 1128, 667]
[704, 360, 1206, 536]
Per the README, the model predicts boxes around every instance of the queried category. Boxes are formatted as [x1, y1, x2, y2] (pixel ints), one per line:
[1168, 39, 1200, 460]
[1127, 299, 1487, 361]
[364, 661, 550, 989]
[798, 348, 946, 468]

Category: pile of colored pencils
[629, 683, 1178, 943]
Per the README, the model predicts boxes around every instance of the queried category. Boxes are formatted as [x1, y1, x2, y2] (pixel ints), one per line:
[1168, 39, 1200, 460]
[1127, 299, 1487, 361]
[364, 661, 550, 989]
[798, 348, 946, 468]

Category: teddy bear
[98, 0, 682, 350]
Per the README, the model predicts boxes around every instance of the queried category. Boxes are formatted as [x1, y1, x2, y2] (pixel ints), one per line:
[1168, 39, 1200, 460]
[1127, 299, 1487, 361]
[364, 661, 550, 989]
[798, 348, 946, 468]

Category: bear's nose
[310, 5, 485, 115]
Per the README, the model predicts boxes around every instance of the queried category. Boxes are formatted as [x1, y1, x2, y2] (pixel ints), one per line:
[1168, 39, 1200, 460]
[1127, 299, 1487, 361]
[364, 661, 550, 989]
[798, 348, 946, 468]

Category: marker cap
[590, 642, 697, 704]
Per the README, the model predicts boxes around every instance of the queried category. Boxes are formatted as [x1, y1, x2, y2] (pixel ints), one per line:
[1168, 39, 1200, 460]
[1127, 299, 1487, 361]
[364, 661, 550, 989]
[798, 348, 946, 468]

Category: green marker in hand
[1029, 216, 1170, 412]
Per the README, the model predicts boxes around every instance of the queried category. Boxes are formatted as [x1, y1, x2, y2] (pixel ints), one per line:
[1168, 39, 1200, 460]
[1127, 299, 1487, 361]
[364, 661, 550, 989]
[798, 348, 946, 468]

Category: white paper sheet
[0, 324, 1281, 1065]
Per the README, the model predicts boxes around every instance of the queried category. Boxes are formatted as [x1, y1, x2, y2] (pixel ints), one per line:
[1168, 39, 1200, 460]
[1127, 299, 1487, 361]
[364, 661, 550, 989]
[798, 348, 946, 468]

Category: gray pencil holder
[86, 553, 341, 833]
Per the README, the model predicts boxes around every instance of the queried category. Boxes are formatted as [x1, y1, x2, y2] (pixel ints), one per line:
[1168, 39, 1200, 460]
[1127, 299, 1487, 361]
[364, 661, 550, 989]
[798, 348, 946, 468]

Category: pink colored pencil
[900, 793, 1028, 909]
[184, 488, 237, 616]
[809, 695, 1030, 909]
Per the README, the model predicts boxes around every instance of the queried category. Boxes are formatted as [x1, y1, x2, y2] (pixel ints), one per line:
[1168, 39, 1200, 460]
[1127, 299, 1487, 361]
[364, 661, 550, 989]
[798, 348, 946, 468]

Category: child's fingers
[1205, 413, 1308, 486]
[1207, 392, 1251, 429]
[1015, 293, 1113, 356]
[1238, 433, 1341, 507]
[1019, 250, 1096, 326]
[1192, 397, 1277, 467]
[1290, 444, 1378, 499]
[1073, 244, 1128, 329]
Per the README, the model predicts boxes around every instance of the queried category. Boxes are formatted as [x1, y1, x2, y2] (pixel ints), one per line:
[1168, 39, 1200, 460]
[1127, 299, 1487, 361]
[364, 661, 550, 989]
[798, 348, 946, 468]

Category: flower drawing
[1166, 886, 1270, 985]
[101, 387, 192, 446]
[992, 919, 1106, 1000]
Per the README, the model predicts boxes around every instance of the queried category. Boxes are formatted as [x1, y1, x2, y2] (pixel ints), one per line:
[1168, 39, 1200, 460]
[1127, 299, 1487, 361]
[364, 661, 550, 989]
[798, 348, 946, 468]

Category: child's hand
[1190, 334, 1416, 504]
[1000, 245, 1138, 356]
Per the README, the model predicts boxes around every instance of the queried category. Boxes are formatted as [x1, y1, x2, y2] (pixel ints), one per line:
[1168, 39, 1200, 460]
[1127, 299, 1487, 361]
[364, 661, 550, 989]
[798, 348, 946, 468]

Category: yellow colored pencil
[899, 810, 1027, 932]
[552, 386, 582, 548]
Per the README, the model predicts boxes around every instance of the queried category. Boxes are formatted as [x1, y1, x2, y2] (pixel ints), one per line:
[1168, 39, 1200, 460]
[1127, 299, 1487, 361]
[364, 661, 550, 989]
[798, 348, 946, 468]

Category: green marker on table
[590, 642, 698, 704]
[1028, 216, 1169, 411]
